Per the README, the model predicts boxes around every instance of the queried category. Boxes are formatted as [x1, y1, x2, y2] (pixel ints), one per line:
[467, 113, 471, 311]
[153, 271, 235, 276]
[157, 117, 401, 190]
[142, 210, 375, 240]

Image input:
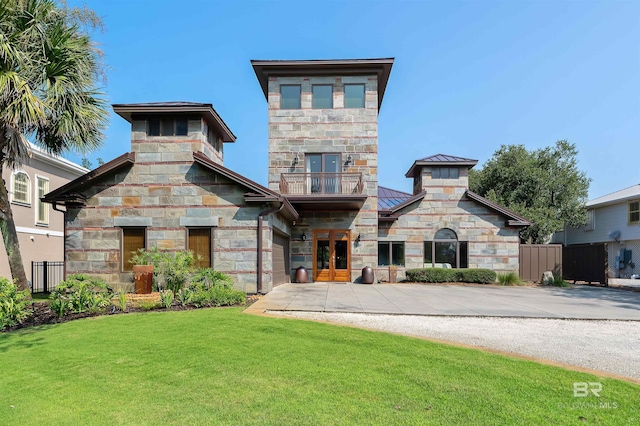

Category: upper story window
[36, 176, 49, 225]
[583, 209, 595, 231]
[344, 84, 365, 108]
[432, 168, 459, 179]
[11, 171, 30, 205]
[312, 85, 333, 109]
[280, 85, 301, 109]
[148, 117, 188, 136]
[630, 201, 640, 225]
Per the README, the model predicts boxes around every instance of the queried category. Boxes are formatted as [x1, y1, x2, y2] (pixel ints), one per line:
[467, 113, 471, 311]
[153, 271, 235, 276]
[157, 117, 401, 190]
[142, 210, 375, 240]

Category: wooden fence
[519, 244, 563, 282]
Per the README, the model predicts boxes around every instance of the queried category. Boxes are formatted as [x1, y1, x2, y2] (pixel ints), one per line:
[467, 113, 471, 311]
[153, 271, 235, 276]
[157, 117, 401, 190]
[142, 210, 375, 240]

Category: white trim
[10, 170, 31, 205]
[34, 175, 50, 226]
[28, 142, 89, 176]
[15, 226, 63, 237]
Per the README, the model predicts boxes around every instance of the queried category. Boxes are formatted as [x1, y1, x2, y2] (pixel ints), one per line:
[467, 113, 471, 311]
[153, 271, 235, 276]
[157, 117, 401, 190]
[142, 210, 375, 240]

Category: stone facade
[267, 76, 379, 281]
[62, 114, 286, 293]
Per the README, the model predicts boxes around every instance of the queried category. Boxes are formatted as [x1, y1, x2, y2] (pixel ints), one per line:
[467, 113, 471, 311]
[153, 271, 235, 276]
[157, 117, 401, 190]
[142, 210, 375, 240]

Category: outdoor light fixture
[301, 233, 307, 241]
[345, 154, 353, 165]
[293, 154, 299, 166]
[355, 233, 361, 243]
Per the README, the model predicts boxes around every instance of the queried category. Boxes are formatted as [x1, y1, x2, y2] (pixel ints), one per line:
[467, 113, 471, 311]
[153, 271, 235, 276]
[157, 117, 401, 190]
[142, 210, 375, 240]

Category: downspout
[51, 202, 67, 278]
[257, 200, 285, 294]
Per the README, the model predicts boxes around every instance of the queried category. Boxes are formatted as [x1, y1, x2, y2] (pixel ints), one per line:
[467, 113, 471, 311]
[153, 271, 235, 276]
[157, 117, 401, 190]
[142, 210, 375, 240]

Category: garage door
[272, 232, 290, 287]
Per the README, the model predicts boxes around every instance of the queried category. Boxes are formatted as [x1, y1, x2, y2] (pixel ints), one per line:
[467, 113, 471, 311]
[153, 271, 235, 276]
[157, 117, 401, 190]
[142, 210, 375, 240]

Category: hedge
[405, 268, 497, 284]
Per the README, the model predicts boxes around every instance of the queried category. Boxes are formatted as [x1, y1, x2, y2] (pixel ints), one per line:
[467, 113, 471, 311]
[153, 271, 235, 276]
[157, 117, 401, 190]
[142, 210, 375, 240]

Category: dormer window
[148, 117, 188, 136]
[432, 167, 459, 179]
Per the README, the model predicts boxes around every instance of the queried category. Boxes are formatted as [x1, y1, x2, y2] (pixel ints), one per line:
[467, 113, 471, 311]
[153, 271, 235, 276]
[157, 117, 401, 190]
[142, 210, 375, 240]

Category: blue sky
[67, 0, 639, 199]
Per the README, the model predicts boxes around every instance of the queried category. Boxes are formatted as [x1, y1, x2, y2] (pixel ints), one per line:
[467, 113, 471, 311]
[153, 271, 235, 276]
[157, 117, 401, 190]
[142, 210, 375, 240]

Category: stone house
[44, 58, 529, 293]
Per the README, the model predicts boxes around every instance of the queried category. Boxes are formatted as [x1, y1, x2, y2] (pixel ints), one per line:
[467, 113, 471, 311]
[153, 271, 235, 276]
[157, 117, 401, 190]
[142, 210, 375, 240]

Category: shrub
[190, 268, 234, 289]
[551, 275, 571, 287]
[176, 287, 193, 306]
[0, 277, 33, 330]
[49, 274, 113, 317]
[130, 247, 196, 292]
[497, 272, 523, 286]
[114, 291, 128, 312]
[405, 268, 497, 284]
[190, 283, 245, 308]
[160, 290, 174, 308]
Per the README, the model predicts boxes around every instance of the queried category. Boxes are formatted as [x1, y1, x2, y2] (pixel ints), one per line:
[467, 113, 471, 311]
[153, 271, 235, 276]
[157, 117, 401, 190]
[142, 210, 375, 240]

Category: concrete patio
[251, 283, 640, 320]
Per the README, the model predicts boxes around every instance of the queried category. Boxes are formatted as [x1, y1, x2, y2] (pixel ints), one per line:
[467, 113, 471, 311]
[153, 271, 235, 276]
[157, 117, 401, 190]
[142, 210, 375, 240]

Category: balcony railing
[280, 173, 364, 195]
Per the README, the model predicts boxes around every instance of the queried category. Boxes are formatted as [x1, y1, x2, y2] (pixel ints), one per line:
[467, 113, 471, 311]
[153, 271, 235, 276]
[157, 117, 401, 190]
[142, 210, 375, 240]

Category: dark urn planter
[361, 266, 374, 284]
[295, 266, 308, 284]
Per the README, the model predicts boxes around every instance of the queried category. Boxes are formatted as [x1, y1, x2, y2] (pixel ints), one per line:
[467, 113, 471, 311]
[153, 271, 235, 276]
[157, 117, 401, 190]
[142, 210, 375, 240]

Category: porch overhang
[284, 194, 367, 212]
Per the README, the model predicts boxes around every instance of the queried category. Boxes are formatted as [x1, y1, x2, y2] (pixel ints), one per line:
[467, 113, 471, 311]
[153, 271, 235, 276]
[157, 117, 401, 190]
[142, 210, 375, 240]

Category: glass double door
[306, 154, 340, 194]
[313, 229, 350, 282]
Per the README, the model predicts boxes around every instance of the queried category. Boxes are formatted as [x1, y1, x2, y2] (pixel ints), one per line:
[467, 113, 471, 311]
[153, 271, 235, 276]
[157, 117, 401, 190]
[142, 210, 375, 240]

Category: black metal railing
[31, 261, 64, 293]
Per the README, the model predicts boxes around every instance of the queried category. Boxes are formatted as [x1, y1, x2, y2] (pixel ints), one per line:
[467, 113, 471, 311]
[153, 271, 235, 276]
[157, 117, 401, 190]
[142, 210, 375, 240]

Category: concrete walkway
[252, 283, 640, 320]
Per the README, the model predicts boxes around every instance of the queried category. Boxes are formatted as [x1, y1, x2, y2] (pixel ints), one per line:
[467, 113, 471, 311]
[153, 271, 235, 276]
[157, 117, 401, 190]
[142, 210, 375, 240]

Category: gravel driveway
[272, 311, 640, 382]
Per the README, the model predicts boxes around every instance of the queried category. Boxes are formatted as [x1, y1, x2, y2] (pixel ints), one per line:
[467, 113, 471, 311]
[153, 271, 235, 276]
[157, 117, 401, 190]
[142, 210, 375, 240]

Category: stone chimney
[405, 154, 478, 199]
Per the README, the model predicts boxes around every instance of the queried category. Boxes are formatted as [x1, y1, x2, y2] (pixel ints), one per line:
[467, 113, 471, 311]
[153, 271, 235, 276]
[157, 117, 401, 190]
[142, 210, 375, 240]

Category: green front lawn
[0, 309, 637, 425]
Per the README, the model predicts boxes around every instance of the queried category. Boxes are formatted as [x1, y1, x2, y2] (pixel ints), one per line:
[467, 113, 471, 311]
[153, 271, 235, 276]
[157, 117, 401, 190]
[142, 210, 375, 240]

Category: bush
[130, 247, 196, 292]
[190, 268, 234, 289]
[49, 274, 113, 317]
[160, 290, 174, 308]
[405, 268, 497, 284]
[190, 284, 245, 308]
[0, 277, 33, 330]
[497, 272, 523, 286]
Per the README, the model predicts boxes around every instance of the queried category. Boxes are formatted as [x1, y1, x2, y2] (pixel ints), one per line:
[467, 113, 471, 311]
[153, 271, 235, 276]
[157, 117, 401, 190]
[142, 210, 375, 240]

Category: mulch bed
[2, 293, 263, 333]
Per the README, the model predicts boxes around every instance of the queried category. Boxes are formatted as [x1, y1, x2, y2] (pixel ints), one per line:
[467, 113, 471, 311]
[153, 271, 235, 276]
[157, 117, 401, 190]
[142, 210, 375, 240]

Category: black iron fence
[31, 261, 64, 293]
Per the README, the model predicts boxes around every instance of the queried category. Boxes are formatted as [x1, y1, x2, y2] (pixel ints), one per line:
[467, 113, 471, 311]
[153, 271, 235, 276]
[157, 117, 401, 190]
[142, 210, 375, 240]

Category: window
[148, 118, 188, 136]
[312, 85, 333, 109]
[11, 171, 30, 205]
[584, 209, 595, 231]
[122, 228, 146, 272]
[424, 228, 468, 268]
[630, 201, 640, 225]
[378, 242, 405, 266]
[36, 177, 49, 225]
[344, 84, 365, 108]
[188, 228, 212, 268]
[432, 168, 459, 179]
[280, 85, 301, 109]
[306, 153, 340, 193]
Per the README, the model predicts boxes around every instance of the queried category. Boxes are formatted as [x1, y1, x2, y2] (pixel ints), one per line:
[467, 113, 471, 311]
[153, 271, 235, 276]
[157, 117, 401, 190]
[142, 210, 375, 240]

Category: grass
[1, 309, 638, 425]
[496, 272, 525, 286]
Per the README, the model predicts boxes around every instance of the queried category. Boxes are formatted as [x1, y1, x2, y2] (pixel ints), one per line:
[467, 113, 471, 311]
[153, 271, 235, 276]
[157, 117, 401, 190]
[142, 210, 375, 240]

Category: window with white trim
[630, 201, 640, 225]
[11, 171, 30, 205]
[36, 176, 49, 225]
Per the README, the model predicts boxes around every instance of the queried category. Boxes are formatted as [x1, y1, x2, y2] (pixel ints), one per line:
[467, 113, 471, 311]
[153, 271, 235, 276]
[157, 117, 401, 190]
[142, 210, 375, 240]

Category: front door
[313, 229, 350, 282]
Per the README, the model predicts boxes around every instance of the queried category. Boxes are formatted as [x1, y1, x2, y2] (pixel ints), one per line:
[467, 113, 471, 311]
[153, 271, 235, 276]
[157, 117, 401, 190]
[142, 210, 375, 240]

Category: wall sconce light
[345, 154, 353, 166]
[301, 233, 307, 241]
[293, 154, 299, 166]
[355, 233, 361, 243]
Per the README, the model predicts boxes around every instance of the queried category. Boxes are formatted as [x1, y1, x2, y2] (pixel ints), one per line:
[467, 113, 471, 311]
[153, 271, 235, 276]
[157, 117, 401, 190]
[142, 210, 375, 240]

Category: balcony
[279, 172, 367, 211]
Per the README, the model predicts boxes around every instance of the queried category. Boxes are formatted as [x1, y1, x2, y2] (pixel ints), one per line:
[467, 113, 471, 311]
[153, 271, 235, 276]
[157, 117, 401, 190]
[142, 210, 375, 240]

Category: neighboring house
[44, 58, 529, 293]
[0, 143, 88, 287]
[554, 184, 640, 278]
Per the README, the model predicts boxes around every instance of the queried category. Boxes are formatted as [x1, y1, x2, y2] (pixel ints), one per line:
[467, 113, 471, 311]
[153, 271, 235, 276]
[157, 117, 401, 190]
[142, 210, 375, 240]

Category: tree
[469, 140, 590, 244]
[81, 157, 92, 169]
[0, 0, 108, 292]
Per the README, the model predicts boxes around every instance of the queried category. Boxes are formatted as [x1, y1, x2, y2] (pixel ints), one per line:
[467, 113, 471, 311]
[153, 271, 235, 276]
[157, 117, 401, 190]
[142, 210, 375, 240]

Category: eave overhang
[378, 190, 426, 222]
[465, 190, 531, 227]
[193, 152, 299, 221]
[251, 58, 394, 109]
[112, 103, 236, 142]
[42, 152, 136, 206]
[284, 194, 368, 212]
[405, 159, 478, 178]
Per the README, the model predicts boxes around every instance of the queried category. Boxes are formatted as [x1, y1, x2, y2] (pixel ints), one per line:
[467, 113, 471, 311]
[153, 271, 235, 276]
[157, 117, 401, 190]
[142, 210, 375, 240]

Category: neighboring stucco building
[554, 184, 640, 278]
[44, 58, 530, 293]
[0, 143, 87, 287]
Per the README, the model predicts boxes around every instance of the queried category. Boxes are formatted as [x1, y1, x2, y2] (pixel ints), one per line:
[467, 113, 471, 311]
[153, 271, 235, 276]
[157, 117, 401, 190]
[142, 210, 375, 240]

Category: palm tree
[0, 0, 108, 292]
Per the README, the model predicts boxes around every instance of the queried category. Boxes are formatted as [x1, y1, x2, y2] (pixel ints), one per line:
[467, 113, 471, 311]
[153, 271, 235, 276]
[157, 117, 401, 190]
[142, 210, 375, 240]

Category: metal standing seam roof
[405, 154, 478, 178]
[378, 186, 413, 210]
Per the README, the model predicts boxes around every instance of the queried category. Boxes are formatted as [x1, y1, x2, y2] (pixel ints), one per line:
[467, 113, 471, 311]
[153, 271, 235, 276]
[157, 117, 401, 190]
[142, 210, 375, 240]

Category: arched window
[11, 171, 31, 205]
[424, 228, 468, 268]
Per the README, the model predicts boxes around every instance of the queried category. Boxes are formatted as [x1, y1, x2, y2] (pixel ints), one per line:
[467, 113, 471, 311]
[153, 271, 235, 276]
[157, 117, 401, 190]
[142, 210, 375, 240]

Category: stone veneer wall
[268, 75, 379, 281]
[377, 166, 520, 281]
[64, 118, 279, 293]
